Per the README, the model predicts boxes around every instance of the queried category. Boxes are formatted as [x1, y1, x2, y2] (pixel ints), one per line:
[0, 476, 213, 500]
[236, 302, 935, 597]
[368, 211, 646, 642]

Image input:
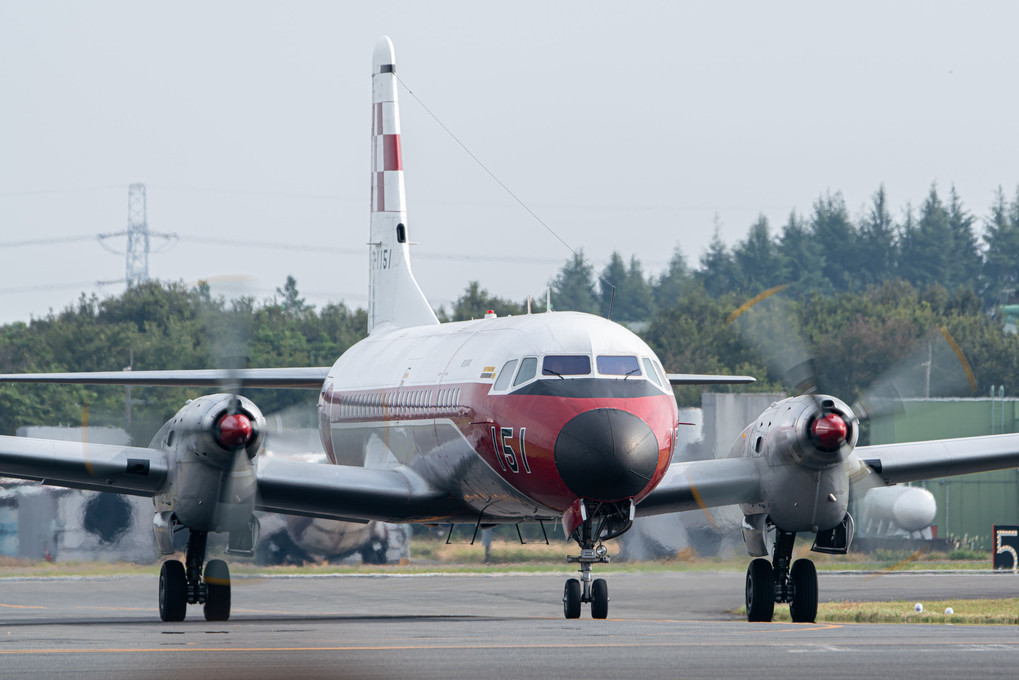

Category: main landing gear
[745, 529, 818, 623]
[158, 530, 232, 622]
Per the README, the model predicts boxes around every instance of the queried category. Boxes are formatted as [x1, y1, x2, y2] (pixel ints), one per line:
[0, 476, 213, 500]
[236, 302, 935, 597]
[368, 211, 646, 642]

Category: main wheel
[362, 539, 388, 565]
[591, 578, 609, 619]
[563, 578, 581, 619]
[745, 558, 775, 623]
[789, 558, 818, 623]
[159, 560, 187, 622]
[203, 559, 231, 622]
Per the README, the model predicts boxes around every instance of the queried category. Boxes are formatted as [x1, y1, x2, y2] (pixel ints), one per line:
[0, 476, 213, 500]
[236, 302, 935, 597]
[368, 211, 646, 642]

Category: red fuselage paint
[319, 379, 678, 515]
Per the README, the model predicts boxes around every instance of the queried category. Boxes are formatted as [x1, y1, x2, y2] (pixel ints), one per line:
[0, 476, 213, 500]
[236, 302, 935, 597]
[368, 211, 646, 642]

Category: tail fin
[368, 36, 439, 335]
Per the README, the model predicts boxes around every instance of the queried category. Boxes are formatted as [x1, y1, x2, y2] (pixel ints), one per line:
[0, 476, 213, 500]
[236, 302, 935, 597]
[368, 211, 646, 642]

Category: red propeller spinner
[215, 412, 254, 449]
[811, 412, 848, 450]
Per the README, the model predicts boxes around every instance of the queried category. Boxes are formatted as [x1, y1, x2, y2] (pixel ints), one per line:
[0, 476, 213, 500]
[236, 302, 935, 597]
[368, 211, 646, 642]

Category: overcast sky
[2, 1, 1018, 325]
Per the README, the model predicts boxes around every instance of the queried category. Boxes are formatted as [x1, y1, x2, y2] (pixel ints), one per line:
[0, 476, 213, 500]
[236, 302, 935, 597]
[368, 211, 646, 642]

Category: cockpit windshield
[596, 355, 640, 376]
[542, 355, 591, 377]
[497, 353, 667, 395]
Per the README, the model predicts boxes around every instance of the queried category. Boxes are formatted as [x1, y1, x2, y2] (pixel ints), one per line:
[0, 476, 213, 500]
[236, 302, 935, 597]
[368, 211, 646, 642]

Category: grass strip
[736, 598, 1019, 625]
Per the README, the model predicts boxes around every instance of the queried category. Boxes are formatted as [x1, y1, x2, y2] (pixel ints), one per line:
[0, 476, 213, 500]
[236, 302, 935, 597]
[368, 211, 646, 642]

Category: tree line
[528, 183, 1019, 322]
[0, 277, 365, 441]
[2, 183, 1018, 439]
[440, 183, 1019, 406]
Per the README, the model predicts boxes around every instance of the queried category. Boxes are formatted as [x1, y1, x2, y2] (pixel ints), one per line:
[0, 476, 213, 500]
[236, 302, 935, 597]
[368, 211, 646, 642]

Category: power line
[175, 234, 570, 265]
[0, 279, 124, 295]
[0, 185, 123, 198]
[0, 235, 98, 248]
[2, 230, 670, 267]
[149, 184, 355, 202]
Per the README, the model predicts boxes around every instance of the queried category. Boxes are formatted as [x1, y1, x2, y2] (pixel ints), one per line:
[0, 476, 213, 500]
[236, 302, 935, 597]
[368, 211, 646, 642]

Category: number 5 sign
[992, 525, 1019, 572]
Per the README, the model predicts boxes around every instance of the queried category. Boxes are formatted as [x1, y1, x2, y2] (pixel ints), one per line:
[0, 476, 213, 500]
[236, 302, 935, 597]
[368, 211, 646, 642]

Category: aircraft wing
[635, 456, 764, 517]
[0, 435, 169, 496]
[255, 457, 463, 523]
[0, 435, 463, 522]
[0, 367, 330, 389]
[667, 373, 756, 385]
[856, 432, 1019, 485]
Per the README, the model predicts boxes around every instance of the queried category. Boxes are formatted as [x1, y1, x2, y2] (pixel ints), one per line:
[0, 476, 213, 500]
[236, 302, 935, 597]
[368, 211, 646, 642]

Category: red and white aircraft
[3, 36, 1019, 624]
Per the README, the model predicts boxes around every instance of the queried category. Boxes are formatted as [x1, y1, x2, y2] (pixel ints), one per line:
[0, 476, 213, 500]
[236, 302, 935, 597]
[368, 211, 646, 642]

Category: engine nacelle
[193, 397, 266, 467]
[150, 394, 266, 534]
[737, 394, 858, 534]
[731, 394, 857, 469]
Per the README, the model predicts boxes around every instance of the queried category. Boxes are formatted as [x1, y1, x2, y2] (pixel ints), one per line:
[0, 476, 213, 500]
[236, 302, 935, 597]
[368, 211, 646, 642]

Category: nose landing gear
[561, 500, 632, 620]
[563, 544, 610, 619]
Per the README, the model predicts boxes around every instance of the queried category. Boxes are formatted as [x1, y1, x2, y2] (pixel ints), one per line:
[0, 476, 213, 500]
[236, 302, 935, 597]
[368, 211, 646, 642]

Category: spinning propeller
[727, 285, 978, 489]
[201, 278, 262, 505]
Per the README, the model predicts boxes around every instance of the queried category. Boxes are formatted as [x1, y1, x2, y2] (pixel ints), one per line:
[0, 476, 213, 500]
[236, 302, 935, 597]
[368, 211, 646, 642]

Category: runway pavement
[1, 570, 1017, 679]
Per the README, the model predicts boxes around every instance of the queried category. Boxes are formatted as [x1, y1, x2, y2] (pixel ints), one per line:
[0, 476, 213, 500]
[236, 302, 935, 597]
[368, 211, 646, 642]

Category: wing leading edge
[857, 432, 1019, 485]
[0, 436, 465, 523]
[667, 373, 756, 385]
[636, 432, 1019, 519]
[0, 435, 169, 496]
[635, 456, 765, 517]
[255, 457, 464, 524]
[0, 366, 330, 389]
[2, 369, 748, 389]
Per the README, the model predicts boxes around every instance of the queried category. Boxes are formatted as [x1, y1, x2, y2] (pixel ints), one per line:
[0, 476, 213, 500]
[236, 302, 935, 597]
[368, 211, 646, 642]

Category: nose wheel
[563, 544, 610, 619]
[561, 500, 631, 620]
[563, 578, 581, 618]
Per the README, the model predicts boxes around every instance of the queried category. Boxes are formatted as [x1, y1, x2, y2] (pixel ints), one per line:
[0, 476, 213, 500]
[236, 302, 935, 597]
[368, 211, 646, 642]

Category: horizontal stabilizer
[0, 367, 330, 389]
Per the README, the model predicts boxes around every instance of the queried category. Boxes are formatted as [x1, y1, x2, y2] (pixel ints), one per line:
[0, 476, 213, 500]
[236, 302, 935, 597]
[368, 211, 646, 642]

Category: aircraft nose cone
[554, 408, 660, 501]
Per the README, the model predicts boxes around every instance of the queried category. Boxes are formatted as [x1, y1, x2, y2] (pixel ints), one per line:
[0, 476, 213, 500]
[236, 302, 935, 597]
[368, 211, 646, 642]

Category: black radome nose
[554, 408, 659, 501]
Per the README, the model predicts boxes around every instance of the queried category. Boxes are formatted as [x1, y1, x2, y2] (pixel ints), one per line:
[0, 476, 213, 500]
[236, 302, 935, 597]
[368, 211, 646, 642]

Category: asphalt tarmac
[1, 570, 1017, 679]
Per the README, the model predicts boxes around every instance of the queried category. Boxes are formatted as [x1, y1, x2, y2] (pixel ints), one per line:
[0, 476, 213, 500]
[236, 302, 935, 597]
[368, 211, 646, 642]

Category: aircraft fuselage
[318, 311, 680, 523]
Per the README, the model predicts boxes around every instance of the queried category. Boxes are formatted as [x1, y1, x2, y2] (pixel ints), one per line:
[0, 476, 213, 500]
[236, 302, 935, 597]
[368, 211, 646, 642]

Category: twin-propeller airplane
[3, 37, 1019, 624]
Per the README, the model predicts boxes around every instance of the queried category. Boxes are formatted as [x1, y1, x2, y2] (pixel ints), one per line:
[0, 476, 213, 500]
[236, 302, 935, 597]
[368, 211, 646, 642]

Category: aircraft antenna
[396, 76, 619, 312]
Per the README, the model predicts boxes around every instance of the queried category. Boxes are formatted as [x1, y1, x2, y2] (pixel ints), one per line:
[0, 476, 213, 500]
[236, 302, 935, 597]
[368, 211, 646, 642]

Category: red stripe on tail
[383, 134, 402, 171]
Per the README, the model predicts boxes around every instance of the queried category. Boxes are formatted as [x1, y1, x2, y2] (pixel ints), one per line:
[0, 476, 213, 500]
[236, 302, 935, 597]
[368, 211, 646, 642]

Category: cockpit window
[514, 357, 538, 386]
[654, 361, 669, 387]
[493, 359, 517, 391]
[642, 357, 662, 387]
[597, 355, 640, 376]
[542, 355, 591, 376]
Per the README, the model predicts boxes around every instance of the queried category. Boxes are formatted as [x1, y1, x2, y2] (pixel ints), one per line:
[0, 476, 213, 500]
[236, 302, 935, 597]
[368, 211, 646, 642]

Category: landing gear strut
[158, 530, 232, 622]
[562, 500, 631, 620]
[745, 529, 817, 623]
[564, 543, 610, 619]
